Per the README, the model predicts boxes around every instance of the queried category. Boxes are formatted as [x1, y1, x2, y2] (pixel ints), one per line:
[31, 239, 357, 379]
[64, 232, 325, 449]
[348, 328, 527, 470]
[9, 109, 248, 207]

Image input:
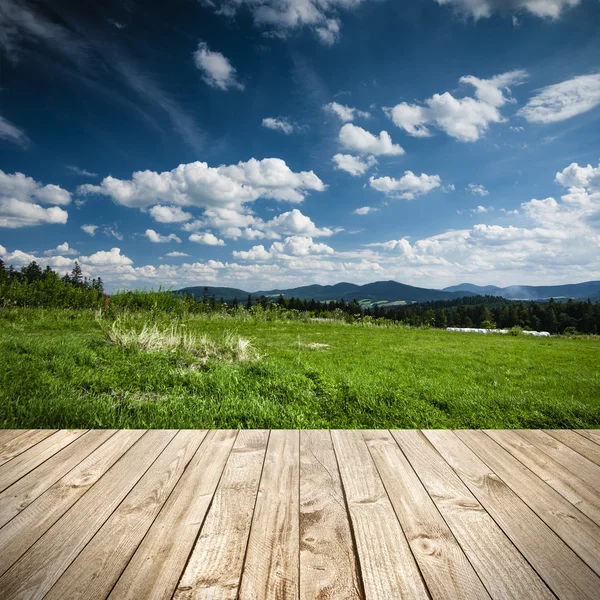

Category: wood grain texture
[486, 429, 600, 526]
[0, 431, 27, 446]
[458, 430, 600, 576]
[363, 430, 490, 600]
[300, 430, 362, 600]
[0, 430, 56, 467]
[175, 430, 269, 600]
[0, 430, 114, 529]
[331, 429, 428, 600]
[0, 430, 144, 578]
[517, 429, 600, 493]
[238, 429, 300, 600]
[576, 430, 600, 445]
[545, 429, 600, 467]
[426, 429, 600, 600]
[392, 429, 553, 600]
[45, 430, 206, 600]
[0, 429, 86, 493]
[109, 430, 238, 600]
[0, 430, 175, 600]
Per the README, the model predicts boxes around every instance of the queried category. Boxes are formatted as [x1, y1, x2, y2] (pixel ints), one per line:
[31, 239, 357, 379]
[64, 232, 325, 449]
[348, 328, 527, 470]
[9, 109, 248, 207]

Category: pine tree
[71, 261, 83, 286]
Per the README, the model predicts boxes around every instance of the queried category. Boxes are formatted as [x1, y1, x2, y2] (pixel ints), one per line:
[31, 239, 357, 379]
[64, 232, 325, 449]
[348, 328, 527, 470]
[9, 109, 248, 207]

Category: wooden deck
[0, 430, 599, 599]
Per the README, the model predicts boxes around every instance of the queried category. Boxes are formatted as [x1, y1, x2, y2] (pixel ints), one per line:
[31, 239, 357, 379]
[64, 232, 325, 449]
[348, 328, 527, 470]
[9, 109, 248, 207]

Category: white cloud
[517, 74, 600, 124]
[189, 232, 226, 246]
[0, 198, 68, 228]
[0, 115, 29, 147]
[323, 102, 371, 122]
[263, 208, 334, 238]
[369, 171, 442, 199]
[78, 247, 133, 266]
[203, 0, 376, 44]
[262, 117, 294, 134]
[81, 224, 98, 236]
[467, 183, 489, 196]
[339, 124, 404, 156]
[193, 41, 244, 91]
[0, 171, 71, 206]
[44, 242, 77, 256]
[66, 165, 97, 177]
[354, 206, 378, 215]
[103, 226, 123, 241]
[79, 158, 326, 209]
[149, 205, 192, 223]
[164, 251, 190, 258]
[385, 70, 528, 142]
[434, 0, 580, 19]
[471, 205, 494, 213]
[556, 161, 600, 191]
[332, 154, 377, 177]
[145, 229, 182, 244]
[233, 235, 334, 261]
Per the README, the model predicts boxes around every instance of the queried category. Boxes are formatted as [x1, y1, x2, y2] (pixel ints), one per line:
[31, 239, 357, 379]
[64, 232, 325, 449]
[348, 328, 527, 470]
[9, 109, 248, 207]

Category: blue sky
[1, 0, 599, 292]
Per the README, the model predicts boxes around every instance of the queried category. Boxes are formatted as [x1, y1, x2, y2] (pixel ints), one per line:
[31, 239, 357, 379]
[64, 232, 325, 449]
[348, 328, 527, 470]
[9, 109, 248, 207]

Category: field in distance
[1, 308, 598, 429]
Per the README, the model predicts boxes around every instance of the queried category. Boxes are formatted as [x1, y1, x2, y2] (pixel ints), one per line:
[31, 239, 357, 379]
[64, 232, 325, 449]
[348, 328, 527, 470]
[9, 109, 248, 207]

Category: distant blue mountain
[179, 279, 600, 305]
[443, 281, 600, 300]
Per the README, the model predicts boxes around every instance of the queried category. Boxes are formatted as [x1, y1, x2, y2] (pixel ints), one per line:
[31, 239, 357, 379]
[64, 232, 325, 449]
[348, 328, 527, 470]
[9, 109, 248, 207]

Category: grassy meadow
[1, 307, 598, 429]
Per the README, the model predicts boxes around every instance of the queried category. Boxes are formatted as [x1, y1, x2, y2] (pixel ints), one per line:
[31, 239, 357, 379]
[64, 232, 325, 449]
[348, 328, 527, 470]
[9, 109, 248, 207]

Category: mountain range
[179, 280, 600, 306]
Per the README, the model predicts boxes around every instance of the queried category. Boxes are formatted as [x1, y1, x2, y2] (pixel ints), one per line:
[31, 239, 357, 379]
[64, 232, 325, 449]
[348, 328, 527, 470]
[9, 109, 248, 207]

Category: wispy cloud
[0, 115, 29, 147]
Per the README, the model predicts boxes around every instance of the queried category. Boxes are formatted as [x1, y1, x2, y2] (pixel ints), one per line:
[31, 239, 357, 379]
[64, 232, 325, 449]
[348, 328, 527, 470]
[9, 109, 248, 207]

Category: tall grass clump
[106, 318, 259, 363]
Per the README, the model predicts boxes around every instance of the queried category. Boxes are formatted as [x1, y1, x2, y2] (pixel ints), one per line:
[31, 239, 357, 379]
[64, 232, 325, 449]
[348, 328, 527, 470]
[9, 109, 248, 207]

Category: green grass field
[1, 308, 598, 429]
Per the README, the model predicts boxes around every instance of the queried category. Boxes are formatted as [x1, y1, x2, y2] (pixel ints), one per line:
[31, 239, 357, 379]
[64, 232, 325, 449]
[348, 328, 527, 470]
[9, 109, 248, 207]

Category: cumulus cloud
[434, 0, 580, 20]
[369, 171, 442, 199]
[339, 124, 404, 156]
[0, 171, 71, 228]
[517, 74, 600, 124]
[385, 70, 528, 142]
[467, 183, 489, 196]
[556, 161, 600, 191]
[78, 158, 326, 209]
[193, 41, 244, 91]
[164, 251, 190, 258]
[145, 229, 182, 244]
[263, 209, 334, 238]
[78, 247, 133, 266]
[353, 206, 378, 215]
[149, 205, 192, 223]
[262, 117, 295, 134]
[189, 232, 226, 246]
[233, 235, 334, 261]
[0, 115, 29, 147]
[81, 224, 98, 236]
[332, 154, 377, 176]
[202, 0, 375, 44]
[323, 102, 371, 122]
[44, 242, 77, 256]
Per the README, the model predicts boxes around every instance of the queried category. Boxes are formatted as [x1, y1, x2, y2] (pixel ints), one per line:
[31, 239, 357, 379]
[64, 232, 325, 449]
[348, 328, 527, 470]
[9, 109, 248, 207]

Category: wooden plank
[518, 429, 600, 493]
[0, 430, 114, 529]
[392, 430, 553, 600]
[45, 430, 207, 600]
[109, 430, 238, 600]
[0, 429, 144, 578]
[238, 430, 300, 600]
[299, 430, 362, 600]
[331, 429, 428, 599]
[0, 430, 175, 600]
[457, 430, 600, 576]
[0, 429, 86, 493]
[0, 430, 27, 446]
[0, 430, 56, 466]
[546, 429, 600, 467]
[175, 430, 269, 600]
[364, 430, 490, 600]
[425, 429, 600, 600]
[486, 429, 600, 526]
[576, 430, 600, 445]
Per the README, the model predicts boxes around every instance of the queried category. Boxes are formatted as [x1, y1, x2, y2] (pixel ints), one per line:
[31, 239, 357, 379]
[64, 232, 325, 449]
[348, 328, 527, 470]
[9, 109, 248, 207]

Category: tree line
[2, 260, 599, 334]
